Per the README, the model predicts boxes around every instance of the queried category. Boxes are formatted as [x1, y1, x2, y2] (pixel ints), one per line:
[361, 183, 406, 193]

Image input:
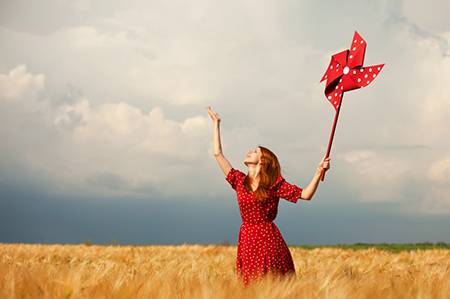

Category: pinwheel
[319, 31, 384, 181]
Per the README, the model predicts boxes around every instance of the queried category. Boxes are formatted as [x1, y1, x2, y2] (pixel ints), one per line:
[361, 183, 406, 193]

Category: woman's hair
[243, 145, 281, 201]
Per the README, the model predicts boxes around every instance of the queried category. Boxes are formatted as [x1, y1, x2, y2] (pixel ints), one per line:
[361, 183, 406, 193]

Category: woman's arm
[207, 106, 233, 177]
[301, 156, 330, 200]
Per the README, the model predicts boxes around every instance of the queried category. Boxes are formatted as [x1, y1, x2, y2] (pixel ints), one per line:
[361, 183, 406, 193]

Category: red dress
[225, 167, 304, 286]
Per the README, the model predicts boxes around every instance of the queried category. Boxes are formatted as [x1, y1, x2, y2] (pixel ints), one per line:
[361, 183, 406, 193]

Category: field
[1, 243, 450, 298]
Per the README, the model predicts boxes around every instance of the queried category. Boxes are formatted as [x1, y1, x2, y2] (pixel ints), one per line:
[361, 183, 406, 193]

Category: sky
[1, 0, 450, 245]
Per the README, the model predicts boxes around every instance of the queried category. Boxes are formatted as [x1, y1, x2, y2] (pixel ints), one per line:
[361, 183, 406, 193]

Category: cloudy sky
[1, 0, 450, 245]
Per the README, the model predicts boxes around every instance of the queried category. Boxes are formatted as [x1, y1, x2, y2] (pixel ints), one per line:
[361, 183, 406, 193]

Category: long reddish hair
[243, 145, 281, 201]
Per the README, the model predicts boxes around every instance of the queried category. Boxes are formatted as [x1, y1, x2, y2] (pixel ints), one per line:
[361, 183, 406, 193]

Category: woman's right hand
[206, 106, 221, 124]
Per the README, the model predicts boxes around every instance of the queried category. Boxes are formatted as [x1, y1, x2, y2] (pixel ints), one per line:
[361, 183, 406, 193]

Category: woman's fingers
[207, 106, 216, 115]
[206, 106, 215, 115]
[206, 106, 221, 122]
[320, 156, 331, 170]
[207, 106, 215, 115]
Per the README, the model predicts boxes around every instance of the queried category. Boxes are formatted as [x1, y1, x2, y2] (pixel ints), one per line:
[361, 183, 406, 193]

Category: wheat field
[1, 243, 450, 299]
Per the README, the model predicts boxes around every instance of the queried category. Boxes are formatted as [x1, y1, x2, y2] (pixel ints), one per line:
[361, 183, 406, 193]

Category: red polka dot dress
[225, 167, 304, 286]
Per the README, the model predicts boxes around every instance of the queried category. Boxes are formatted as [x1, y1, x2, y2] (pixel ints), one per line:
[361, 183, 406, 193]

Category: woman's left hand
[317, 155, 331, 173]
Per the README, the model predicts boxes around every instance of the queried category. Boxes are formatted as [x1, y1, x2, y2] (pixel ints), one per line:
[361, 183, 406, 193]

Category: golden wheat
[1, 243, 449, 298]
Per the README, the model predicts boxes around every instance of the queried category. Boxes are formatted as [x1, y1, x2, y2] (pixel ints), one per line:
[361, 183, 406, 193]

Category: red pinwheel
[320, 31, 384, 181]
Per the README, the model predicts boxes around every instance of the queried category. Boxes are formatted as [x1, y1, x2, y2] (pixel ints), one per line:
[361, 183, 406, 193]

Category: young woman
[206, 106, 330, 286]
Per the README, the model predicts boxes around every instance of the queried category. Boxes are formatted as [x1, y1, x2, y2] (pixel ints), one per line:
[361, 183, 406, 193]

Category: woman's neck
[247, 164, 260, 181]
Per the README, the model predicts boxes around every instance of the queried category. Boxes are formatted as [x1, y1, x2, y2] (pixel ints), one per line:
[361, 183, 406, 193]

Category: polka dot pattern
[347, 31, 366, 69]
[348, 63, 384, 89]
[225, 168, 303, 286]
[321, 31, 385, 112]
[325, 80, 343, 110]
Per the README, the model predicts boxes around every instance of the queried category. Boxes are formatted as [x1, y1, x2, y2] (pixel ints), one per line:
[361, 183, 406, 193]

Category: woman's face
[244, 146, 262, 165]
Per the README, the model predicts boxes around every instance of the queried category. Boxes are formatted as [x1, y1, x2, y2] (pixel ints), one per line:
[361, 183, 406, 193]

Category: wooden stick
[321, 93, 343, 181]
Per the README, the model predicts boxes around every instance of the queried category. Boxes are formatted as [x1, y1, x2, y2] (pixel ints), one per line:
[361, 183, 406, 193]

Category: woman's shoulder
[269, 174, 284, 189]
[227, 167, 246, 179]
[235, 168, 247, 179]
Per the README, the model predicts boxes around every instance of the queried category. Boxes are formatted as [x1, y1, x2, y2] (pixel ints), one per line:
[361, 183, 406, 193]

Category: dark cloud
[1, 182, 450, 245]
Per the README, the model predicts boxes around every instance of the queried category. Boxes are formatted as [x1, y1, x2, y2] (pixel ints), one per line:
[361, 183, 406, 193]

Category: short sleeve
[272, 177, 303, 203]
[225, 168, 244, 190]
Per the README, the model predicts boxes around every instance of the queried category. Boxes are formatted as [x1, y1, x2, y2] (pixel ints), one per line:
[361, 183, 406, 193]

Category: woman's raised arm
[301, 156, 330, 200]
[207, 106, 233, 177]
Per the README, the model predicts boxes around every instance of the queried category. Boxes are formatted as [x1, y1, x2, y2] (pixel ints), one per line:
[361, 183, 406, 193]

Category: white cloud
[337, 149, 413, 202]
[428, 157, 450, 183]
[64, 26, 129, 49]
[0, 64, 213, 199]
[341, 150, 376, 164]
[0, 64, 44, 101]
[1, 1, 450, 214]
[400, 0, 450, 34]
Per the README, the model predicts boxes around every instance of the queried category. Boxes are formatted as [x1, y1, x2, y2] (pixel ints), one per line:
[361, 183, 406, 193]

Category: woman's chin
[244, 160, 255, 166]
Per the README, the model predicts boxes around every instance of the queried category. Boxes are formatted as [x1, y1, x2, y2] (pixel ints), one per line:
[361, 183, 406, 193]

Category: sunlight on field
[1, 243, 450, 298]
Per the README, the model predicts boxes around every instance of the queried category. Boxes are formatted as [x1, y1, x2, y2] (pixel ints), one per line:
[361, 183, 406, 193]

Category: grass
[291, 242, 450, 252]
[1, 242, 450, 298]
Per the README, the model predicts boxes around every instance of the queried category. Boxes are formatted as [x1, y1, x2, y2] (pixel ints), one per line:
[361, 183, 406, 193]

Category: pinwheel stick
[321, 94, 343, 181]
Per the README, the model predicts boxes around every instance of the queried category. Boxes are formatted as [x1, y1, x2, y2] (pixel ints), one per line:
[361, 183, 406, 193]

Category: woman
[206, 106, 330, 286]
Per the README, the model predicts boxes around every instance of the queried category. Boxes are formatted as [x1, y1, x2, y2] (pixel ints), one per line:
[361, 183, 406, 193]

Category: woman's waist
[241, 219, 275, 225]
